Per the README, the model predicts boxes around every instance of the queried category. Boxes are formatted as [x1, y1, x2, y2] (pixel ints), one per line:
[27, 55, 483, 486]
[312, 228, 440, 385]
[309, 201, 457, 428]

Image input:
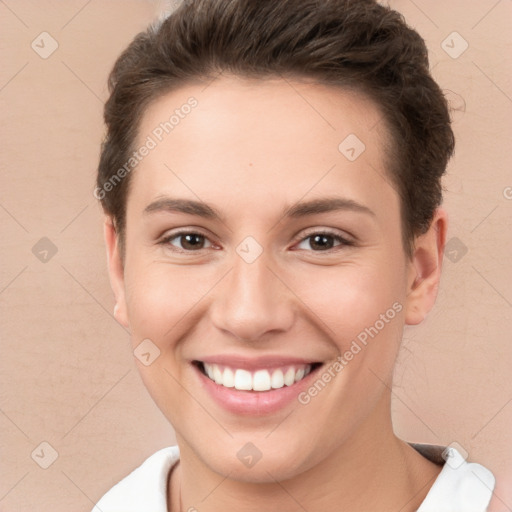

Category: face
[105, 75, 444, 483]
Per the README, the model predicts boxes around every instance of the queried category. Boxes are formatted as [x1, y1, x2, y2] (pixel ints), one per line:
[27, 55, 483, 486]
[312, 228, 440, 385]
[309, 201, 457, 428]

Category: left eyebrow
[280, 197, 376, 219]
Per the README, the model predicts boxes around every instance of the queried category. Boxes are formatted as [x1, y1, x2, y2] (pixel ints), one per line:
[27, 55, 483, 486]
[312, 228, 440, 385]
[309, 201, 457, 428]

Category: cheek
[287, 260, 404, 347]
[123, 263, 204, 422]
[124, 262, 208, 344]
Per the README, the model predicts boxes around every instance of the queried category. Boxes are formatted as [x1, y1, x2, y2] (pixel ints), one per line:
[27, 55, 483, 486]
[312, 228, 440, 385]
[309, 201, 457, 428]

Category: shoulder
[413, 444, 496, 512]
[91, 445, 180, 512]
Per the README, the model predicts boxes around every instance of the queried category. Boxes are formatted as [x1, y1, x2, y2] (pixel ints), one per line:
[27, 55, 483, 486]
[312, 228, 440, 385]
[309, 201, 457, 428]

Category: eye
[160, 230, 214, 252]
[159, 229, 353, 254]
[295, 230, 353, 252]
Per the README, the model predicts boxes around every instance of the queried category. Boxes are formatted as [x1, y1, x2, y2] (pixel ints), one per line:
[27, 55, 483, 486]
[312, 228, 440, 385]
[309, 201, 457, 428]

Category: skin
[104, 75, 447, 511]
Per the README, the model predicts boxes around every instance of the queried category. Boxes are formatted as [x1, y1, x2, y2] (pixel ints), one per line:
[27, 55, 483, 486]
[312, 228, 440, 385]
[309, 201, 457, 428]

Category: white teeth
[223, 367, 235, 388]
[271, 369, 284, 389]
[253, 370, 271, 391]
[283, 367, 295, 386]
[202, 363, 313, 391]
[234, 369, 252, 390]
[294, 368, 305, 382]
[213, 365, 223, 384]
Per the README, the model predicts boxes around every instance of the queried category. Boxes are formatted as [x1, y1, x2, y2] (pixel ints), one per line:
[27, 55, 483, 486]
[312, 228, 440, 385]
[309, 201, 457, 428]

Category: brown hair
[96, 0, 455, 260]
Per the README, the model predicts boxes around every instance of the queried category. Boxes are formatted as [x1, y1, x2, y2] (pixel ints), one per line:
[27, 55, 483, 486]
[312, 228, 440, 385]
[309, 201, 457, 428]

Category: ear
[404, 208, 448, 325]
[103, 216, 130, 329]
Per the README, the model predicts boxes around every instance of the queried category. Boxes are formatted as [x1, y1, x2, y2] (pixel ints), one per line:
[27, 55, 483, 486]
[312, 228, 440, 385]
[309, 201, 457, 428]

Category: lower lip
[194, 364, 322, 415]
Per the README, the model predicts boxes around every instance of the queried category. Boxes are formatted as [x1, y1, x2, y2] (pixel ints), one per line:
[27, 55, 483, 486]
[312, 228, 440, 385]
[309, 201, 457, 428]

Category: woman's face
[106, 75, 438, 482]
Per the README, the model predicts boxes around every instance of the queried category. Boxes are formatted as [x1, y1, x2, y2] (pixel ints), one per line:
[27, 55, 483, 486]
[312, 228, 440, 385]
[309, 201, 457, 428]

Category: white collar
[92, 444, 495, 512]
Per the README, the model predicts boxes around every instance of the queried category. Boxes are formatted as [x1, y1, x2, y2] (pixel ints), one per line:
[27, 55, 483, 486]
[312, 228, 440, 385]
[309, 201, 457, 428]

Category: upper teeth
[202, 363, 312, 391]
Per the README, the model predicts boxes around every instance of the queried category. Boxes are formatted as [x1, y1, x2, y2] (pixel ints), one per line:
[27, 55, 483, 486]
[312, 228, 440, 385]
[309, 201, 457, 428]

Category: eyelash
[158, 229, 354, 254]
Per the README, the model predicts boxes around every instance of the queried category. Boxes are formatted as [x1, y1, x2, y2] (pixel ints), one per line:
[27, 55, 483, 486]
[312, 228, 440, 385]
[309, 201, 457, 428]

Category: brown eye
[163, 232, 213, 252]
[296, 231, 353, 252]
[308, 234, 336, 250]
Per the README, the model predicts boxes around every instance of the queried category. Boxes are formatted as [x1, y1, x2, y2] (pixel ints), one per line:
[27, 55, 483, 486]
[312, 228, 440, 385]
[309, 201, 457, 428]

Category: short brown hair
[96, 0, 455, 260]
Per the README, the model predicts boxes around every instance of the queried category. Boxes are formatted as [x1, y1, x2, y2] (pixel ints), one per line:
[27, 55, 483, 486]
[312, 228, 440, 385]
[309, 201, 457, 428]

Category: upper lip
[194, 354, 322, 370]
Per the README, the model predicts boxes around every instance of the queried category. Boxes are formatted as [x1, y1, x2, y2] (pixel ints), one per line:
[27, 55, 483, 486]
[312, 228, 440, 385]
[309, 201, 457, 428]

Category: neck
[169, 393, 442, 512]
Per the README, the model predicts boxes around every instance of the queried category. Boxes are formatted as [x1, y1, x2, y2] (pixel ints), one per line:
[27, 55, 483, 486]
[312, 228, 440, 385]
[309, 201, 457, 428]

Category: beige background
[1, 1, 511, 510]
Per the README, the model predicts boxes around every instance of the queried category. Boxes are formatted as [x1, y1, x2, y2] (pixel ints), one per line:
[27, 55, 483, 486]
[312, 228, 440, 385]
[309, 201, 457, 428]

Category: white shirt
[92, 444, 495, 512]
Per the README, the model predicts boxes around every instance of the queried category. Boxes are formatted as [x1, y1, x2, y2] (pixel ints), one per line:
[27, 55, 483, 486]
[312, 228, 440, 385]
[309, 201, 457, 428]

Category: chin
[196, 439, 316, 484]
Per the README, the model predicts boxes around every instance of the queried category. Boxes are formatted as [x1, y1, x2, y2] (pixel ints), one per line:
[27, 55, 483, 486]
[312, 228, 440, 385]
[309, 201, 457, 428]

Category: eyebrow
[282, 197, 375, 219]
[142, 196, 375, 221]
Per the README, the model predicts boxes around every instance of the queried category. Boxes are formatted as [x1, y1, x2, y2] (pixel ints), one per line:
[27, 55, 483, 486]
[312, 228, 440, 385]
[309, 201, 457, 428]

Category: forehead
[128, 75, 397, 223]
[137, 74, 387, 151]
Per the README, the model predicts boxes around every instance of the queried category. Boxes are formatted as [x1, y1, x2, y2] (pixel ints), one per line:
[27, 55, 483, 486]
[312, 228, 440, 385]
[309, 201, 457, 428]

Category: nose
[209, 252, 295, 343]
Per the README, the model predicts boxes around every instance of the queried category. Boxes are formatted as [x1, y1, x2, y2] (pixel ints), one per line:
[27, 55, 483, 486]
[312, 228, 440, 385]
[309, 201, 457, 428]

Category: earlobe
[103, 216, 130, 329]
[404, 208, 448, 325]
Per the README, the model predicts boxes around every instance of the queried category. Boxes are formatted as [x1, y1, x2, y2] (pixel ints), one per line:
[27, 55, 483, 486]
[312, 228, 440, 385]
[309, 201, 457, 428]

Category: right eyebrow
[143, 197, 224, 222]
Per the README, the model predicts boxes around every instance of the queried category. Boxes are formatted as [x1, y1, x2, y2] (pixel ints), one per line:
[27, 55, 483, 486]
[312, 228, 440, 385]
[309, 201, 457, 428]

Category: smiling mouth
[194, 361, 323, 391]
